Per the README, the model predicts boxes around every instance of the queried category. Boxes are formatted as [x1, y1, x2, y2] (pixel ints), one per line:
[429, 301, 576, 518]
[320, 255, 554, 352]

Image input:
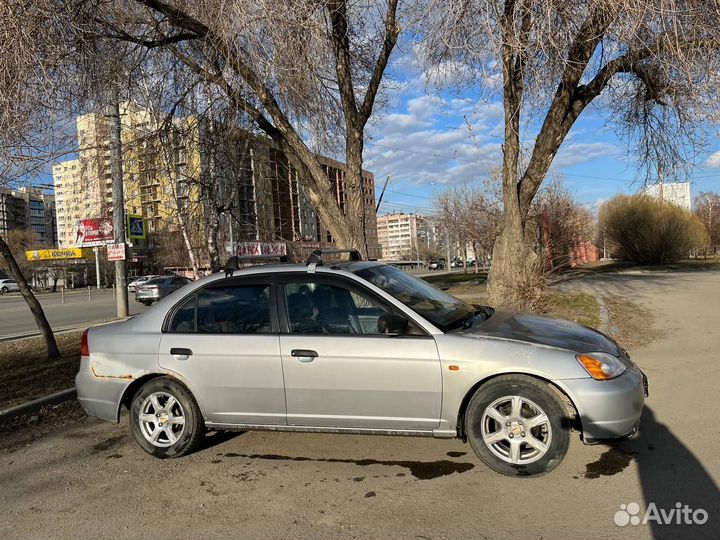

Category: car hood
[460, 310, 620, 355]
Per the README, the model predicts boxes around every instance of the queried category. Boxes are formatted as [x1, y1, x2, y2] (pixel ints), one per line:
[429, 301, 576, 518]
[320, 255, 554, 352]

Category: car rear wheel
[465, 375, 570, 477]
[130, 377, 205, 458]
[1, 286, 8, 294]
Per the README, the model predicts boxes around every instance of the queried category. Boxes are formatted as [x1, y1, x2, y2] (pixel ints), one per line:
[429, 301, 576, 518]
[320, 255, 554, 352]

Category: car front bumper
[560, 366, 647, 444]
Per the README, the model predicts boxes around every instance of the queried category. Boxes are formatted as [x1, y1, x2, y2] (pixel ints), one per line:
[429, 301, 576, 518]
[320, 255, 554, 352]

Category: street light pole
[109, 94, 128, 317]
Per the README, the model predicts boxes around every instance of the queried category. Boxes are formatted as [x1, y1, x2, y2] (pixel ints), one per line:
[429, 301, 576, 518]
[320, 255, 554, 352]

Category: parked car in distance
[77, 250, 647, 477]
[135, 275, 192, 305]
[0, 278, 20, 294]
[128, 275, 160, 293]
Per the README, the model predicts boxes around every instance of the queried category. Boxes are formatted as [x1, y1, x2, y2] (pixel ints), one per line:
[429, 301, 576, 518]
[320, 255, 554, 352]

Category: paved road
[0, 289, 149, 338]
[1, 270, 718, 539]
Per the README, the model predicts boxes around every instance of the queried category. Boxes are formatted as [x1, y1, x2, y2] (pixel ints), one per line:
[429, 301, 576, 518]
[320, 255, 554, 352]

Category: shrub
[599, 194, 708, 264]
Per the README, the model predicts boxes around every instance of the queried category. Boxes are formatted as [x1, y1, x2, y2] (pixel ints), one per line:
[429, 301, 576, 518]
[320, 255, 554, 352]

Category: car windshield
[354, 264, 480, 331]
[145, 277, 169, 285]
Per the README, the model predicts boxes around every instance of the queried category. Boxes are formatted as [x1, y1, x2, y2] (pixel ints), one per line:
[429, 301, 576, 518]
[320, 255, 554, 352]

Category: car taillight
[81, 328, 90, 356]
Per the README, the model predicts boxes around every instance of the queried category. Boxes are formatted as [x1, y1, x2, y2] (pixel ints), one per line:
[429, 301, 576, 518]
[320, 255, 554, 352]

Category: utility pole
[109, 93, 128, 317]
[94, 246, 101, 289]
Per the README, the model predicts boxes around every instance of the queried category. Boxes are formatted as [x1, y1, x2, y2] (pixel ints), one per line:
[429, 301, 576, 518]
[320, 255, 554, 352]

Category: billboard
[236, 242, 287, 256]
[76, 218, 114, 247]
[26, 248, 88, 261]
[127, 214, 146, 240]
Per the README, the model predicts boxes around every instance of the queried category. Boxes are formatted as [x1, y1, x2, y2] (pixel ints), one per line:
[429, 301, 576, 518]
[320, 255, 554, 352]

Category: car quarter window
[168, 283, 272, 334]
[283, 278, 419, 336]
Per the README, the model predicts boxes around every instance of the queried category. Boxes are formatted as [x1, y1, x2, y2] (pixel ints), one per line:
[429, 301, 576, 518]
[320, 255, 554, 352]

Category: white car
[0, 278, 20, 294]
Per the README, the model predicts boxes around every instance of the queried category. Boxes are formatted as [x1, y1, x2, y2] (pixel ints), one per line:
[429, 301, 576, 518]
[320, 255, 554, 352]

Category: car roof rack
[224, 254, 289, 277]
[305, 248, 362, 266]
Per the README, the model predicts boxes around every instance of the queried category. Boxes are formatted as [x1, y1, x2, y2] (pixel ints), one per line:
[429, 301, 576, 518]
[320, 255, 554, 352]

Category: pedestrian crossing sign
[127, 214, 146, 240]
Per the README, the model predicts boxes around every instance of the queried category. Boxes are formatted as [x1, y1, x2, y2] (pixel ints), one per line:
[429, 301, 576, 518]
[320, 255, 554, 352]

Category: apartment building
[641, 181, 692, 211]
[53, 102, 381, 261]
[376, 212, 429, 260]
[0, 187, 57, 246]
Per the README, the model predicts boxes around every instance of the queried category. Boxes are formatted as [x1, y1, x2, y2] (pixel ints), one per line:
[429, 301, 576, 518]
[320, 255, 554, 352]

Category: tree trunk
[472, 242, 480, 274]
[0, 234, 60, 359]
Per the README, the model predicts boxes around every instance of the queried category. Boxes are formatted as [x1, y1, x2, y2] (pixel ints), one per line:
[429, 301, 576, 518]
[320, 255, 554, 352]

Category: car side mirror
[377, 313, 409, 336]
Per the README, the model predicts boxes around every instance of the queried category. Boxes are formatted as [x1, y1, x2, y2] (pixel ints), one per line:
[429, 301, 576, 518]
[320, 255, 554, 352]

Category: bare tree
[695, 191, 720, 255]
[94, 0, 402, 258]
[423, 1, 720, 307]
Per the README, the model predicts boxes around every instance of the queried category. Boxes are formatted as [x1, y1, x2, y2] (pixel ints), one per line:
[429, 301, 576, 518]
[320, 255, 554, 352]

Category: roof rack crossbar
[305, 248, 362, 266]
[224, 254, 288, 277]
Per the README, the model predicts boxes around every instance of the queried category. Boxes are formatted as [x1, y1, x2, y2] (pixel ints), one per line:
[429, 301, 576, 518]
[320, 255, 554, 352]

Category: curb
[596, 295, 611, 335]
[0, 325, 88, 343]
[0, 388, 77, 423]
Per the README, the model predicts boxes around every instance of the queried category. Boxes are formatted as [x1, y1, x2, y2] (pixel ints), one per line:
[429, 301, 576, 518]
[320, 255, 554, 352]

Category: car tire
[1, 286, 8, 294]
[465, 374, 570, 477]
[130, 377, 205, 458]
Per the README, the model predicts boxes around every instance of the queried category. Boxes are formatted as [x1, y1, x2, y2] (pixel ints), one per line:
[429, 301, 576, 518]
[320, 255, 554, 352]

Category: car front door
[278, 273, 442, 431]
[159, 276, 285, 426]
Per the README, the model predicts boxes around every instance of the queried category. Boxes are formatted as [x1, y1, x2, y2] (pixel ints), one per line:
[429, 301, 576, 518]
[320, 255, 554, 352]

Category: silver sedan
[76, 253, 647, 476]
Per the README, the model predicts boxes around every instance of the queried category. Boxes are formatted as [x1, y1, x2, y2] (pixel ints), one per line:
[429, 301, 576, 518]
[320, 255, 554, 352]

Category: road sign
[107, 243, 126, 262]
[26, 248, 89, 261]
[127, 214, 146, 240]
[76, 218, 114, 247]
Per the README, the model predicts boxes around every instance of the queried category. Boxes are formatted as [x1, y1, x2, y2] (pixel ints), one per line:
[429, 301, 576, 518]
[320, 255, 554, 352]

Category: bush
[600, 194, 708, 264]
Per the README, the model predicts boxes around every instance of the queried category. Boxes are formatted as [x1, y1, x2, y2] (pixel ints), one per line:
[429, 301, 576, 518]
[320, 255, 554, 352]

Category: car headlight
[576, 352, 626, 380]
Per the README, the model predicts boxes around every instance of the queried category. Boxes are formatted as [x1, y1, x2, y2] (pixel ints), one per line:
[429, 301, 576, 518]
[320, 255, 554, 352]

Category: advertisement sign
[107, 243, 126, 262]
[236, 242, 287, 257]
[127, 214, 146, 240]
[76, 218, 114, 247]
[26, 248, 89, 262]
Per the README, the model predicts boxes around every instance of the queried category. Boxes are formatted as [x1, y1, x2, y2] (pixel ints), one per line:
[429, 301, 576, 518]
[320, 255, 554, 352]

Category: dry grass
[604, 296, 662, 350]
[541, 292, 601, 329]
[0, 330, 82, 409]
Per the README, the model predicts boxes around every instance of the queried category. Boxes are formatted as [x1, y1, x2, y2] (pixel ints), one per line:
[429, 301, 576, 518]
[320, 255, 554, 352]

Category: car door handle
[170, 348, 193, 359]
[291, 349, 318, 362]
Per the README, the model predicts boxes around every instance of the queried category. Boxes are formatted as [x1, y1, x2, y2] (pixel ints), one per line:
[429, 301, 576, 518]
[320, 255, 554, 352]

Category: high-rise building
[0, 187, 56, 245]
[376, 212, 429, 260]
[641, 182, 692, 211]
[53, 102, 381, 263]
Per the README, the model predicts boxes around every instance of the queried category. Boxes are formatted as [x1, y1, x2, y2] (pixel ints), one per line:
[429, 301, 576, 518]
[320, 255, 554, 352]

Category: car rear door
[278, 273, 442, 431]
[159, 275, 285, 426]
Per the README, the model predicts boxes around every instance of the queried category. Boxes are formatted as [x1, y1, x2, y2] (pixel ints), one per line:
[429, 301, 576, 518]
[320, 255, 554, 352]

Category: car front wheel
[130, 377, 205, 458]
[1, 286, 8, 294]
[465, 375, 570, 476]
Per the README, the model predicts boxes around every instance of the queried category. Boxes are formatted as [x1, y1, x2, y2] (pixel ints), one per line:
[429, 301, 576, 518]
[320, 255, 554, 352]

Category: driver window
[285, 281, 391, 335]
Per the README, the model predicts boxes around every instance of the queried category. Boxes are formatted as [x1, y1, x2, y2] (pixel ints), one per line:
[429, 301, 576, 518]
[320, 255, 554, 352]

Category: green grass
[542, 292, 601, 329]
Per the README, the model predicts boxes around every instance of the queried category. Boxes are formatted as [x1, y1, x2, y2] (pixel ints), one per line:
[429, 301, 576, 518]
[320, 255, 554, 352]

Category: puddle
[106, 453, 123, 459]
[585, 448, 634, 479]
[446, 451, 467, 458]
[223, 453, 474, 480]
[365, 491, 376, 498]
[91, 435, 125, 453]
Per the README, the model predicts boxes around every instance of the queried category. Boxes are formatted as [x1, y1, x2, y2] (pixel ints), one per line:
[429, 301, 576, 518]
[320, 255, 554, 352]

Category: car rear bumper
[560, 367, 647, 444]
[75, 357, 130, 422]
[135, 289, 161, 301]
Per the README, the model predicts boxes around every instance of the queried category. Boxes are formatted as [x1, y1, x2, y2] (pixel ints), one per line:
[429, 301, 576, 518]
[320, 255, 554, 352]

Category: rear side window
[169, 294, 196, 332]
[169, 284, 272, 334]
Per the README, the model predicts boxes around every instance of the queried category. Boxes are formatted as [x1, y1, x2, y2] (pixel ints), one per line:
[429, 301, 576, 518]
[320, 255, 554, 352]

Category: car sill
[204, 422, 446, 438]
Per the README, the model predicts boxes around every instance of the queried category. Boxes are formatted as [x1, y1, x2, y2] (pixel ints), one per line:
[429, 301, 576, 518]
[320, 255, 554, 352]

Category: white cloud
[705, 150, 720, 168]
[553, 142, 621, 168]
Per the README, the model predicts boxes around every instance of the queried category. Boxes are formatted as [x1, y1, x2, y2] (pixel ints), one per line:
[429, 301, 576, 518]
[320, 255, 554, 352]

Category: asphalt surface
[1, 269, 719, 539]
[0, 289, 149, 339]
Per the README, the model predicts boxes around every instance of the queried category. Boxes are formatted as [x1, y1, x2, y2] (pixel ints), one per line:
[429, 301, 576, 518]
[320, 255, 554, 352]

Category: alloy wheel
[138, 391, 186, 448]
[480, 395, 552, 465]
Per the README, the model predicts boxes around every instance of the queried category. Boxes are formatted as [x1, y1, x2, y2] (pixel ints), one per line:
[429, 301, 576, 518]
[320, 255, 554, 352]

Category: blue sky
[364, 49, 720, 216]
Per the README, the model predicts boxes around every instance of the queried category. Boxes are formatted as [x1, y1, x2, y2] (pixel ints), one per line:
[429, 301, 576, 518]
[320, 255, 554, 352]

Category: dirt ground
[0, 331, 82, 409]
